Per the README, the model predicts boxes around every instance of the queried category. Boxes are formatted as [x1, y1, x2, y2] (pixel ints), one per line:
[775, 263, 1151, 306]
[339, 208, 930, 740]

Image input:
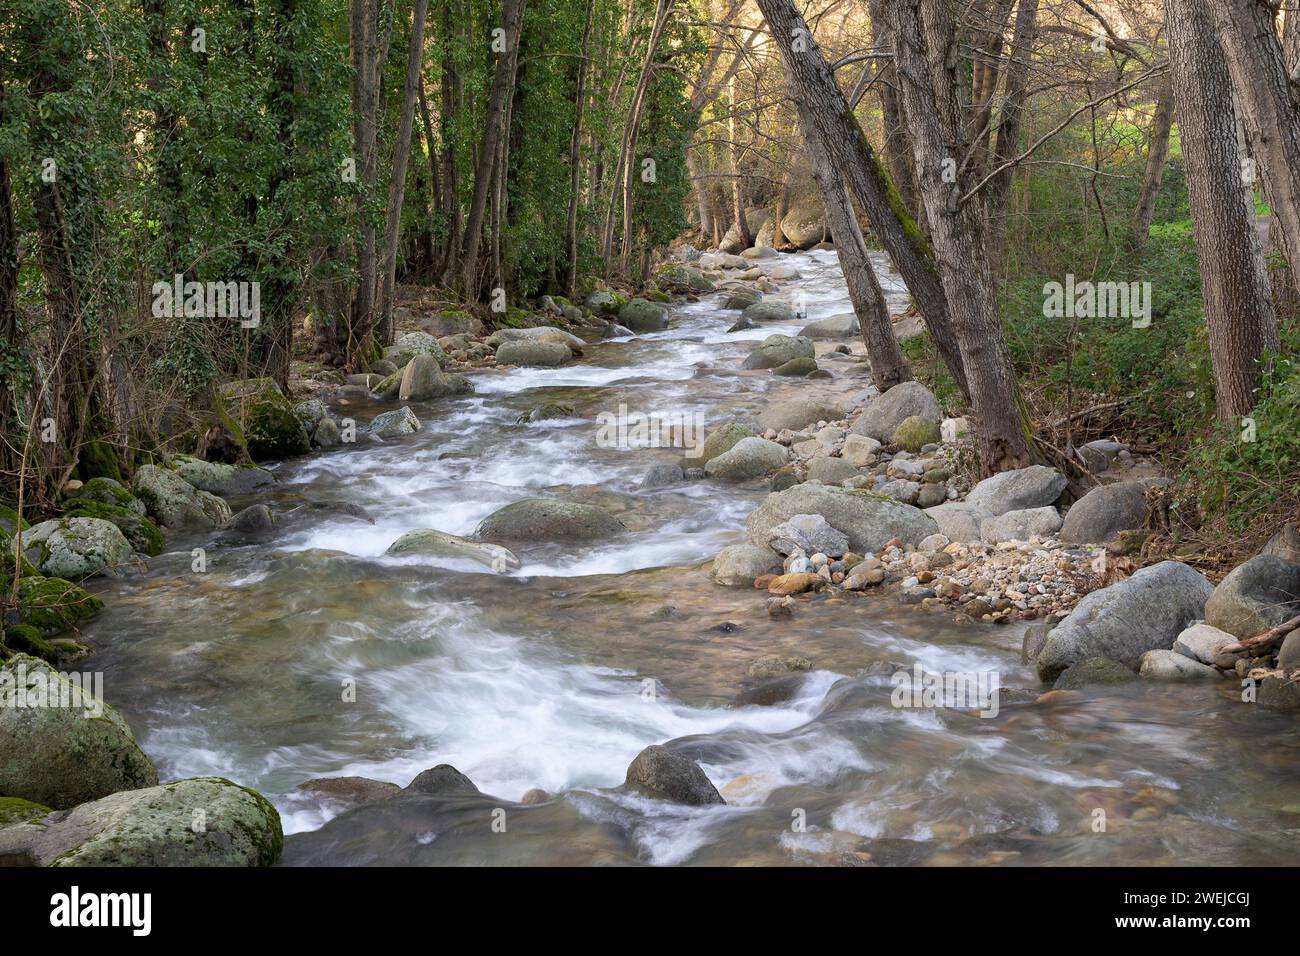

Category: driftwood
[1220, 612, 1300, 655]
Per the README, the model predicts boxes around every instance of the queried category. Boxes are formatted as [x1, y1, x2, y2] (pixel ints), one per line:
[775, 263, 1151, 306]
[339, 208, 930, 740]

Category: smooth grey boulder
[0, 655, 158, 810]
[623, 745, 724, 806]
[704, 437, 787, 481]
[1172, 622, 1237, 665]
[1138, 649, 1221, 681]
[495, 339, 572, 368]
[741, 334, 814, 370]
[698, 422, 756, 466]
[618, 298, 670, 332]
[21, 518, 132, 579]
[477, 498, 623, 542]
[924, 502, 990, 543]
[1203, 555, 1300, 640]
[133, 464, 229, 529]
[806, 457, 859, 485]
[0, 776, 282, 867]
[400, 353, 465, 399]
[1059, 479, 1155, 543]
[741, 301, 795, 323]
[405, 764, 481, 797]
[368, 406, 421, 438]
[849, 382, 940, 441]
[1034, 561, 1215, 682]
[766, 513, 849, 557]
[227, 503, 274, 535]
[486, 326, 585, 354]
[755, 399, 842, 433]
[746, 484, 938, 555]
[387, 528, 520, 572]
[979, 506, 1062, 544]
[799, 312, 858, 339]
[711, 543, 783, 587]
[965, 465, 1066, 517]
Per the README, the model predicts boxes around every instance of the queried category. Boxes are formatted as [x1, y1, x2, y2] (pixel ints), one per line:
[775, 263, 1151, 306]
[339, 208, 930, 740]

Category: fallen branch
[1221, 612, 1300, 655]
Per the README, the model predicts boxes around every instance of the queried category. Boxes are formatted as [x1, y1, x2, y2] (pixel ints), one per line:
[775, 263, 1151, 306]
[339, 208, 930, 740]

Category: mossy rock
[0, 528, 39, 578]
[699, 421, 756, 466]
[4, 624, 56, 662]
[0, 504, 29, 535]
[0, 796, 52, 828]
[61, 500, 164, 557]
[218, 378, 310, 461]
[76, 440, 124, 483]
[892, 415, 942, 452]
[16, 576, 104, 635]
[774, 356, 819, 377]
[68, 477, 145, 514]
[371, 370, 403, 399]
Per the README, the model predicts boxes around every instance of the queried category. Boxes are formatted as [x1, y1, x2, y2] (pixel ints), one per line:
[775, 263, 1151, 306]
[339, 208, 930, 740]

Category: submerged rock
[0, 654, 158, 810]
[711, 543, 783, 587]
[623, 745, 725, 806]
[476, 498, 623, 542]
[406, 764, 481, 797]
[1052, 657, 1137, 690]
[387, 528, 520, 571]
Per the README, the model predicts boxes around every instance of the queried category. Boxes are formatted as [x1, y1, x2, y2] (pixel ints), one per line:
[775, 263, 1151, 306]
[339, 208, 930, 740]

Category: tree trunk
[1165, 0, 1279, 421]
[348, 0, 380, 365]
[728, 74, 752, 249]
[378, 0, 430, 340]
[565, 0, 596, 297]
[985, 0, 1039, 277]
[459, 0, 527, 298]
[888, 0, 1033, 473]
[869, 0, 919, 219]
[438, 0, 464, 282]
[1129, 74, 1175, 245]
[0, 158, 20, 501]
[754, 0, 970, 401]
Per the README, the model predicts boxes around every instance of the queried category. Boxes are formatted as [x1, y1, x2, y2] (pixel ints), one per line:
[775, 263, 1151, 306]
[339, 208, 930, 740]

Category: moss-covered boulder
[0, 654, 158, 810]
[68, 477, 145, 515]
[0, 504, 29, 535]
[384, 331, 448, 369]
[21, 517, 133, 579]
[60, 500, 163, 557]
[698, 421, 756, 466]
[0, 796, 51, 828]
[218, 378, 311, 461]
[3, 624, 55, 662]
[654, 263, 715, 294]
[618, 297, 670, 332]
[0, 527, 39, 578]
[172, 455, 275, 497]
[892, 415, 942, 452]
[773, 356, 819, 376]
[15, 576, 103, 635]
[133, 463, 230, 529]
[0, 777, 282, 867]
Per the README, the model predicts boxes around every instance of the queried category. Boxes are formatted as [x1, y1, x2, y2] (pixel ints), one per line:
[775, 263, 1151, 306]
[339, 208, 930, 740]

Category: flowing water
[82, 250, 1300, 866]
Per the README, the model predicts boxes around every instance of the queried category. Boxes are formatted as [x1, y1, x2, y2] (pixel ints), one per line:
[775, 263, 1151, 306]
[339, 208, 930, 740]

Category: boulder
[741, 301, 796, 324]
[58, 501, 163, 557]
[746, 484, 938, 554]
[1278, 630, 1300, 672]
[0, 776, 282, 867]
[1172, 622, 1237, 665]
[1138, 649, 1221, 681]
[1052, 657, 1137, 690]
[173, 457, 276, 497]
[133, 464, 229, 529]
[0, 654, 158, 810]
[477, 498, 624, 542]
[387, 528, 520, 572]
[742, 334, 814, 371]
[1034, 561, 1215, 681]
[640, 463, 686, 489]
[14, 577, 103, 636]
[849, 382, 941, 441]
[486, 326, 585, 354]
[940, 417, 970, 442]
[799, 313, 859, 339]
[400, 353, 459, 398]
[979, 506, 1063, 544]
[618, 298, 670, 332]
[1059, 480, 1154, 544]
[841, 434, 882, 467]
[314, 417, 342, 448]
[777, 200, 828, 249]
[719, 208, 771, 253]
[965, 465, 1066, 517]
[218, 377, 311, 460]
[623, 745, 724, 805]
[1076, 439, 1127, 473]
[22, 518, 132, 579]
[386, 330, 448, 369]
[1262, 522, 1300, 564]
[698, 422, 756, 466]
[495, 339, 572, 368]
[756, 399, 842, 433]
[773, 357, 818, 376]
[654, 263, 714, 293]
[806, 457, 859, 485]
[585, 290, 619, 315]
[1203, 555, 1300, 640]
[711, 544, 783, 587]
[367, 406, 421, 439]
[924, 502, 989, 543]
[68, 477, 145, 515]
[704, 437, 788, 481]
[405, 764, 481, 797]
[722, 289, 761, 310]
[891, 415, 941, 452]
[766, 514, 849, 556]
[227, 504, 274, 535]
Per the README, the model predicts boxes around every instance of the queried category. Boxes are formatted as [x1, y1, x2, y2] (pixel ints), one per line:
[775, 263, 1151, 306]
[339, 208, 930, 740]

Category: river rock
[979, 506, 1062, 544]
[0, 654, 158, 810]
[69, 477, 145, 515]
[1034, 561, 1215, 681]
[495, 339, 572, 368]
[747, 484, 938, 554]
[806, 457, 859, 485]
[292, 776, 401, 813]
[623, 745, 724, 806]
[773, 357, 819, 376]
[58, 500, 163, 557]
[654, 262, 714, 293]
[741, 301, 795, 323]
[712, 544, 783, 587]
[174, 456, 276, 497]
[799, 313, 858, 338]
[1262, 522, 1300, 564]
[924, 502, 989, 543]
[387, 330, 448, 368]
[21, 518, 132, 580]
[779, 200, 828, 248]
[1203, 555, 1300, 640]
[1171, 622, 1236, 665]
[368, 406, 421, 438]
[0, 776, 282, 867]
[218, 377, 311, 460]
[640, 463, 685, 489]
[1138, 649, 1221, 681]
[1279, 631, 1300, 672]
[1059, 479, 1155, 544]
[619, 298, 669, 332]
[742, 334, 814, 370]
[849, 381, 940, 441]
[756, 399, 842, 432]
[965, 465, 1066, 516]
[891, 415, 941, 452]
[387, 528, 520, 572]
[1258, 674, 1300, 711]
[723, 289, 761, 310]
[698, 421, 755, 465]
[397, 353, 454, 398]
[704, 437, 788, 481]
[766, 514, 849, 556]
[314, 417, 341, 447]
[477, 498, 623, 542]
[842, 434, 882, 467]
[406, 764, 481, 797]
[585, 290, 619, 315]
[227, 504, 274, 535]
[133, 464, 229, 529]
[1052, 657, 1137, 690]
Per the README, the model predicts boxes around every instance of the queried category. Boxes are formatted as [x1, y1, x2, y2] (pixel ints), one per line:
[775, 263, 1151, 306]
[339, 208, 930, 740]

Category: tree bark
[985, 0, 1039, 277]
[869, 0, 919, 219]
[565, 0, 596, 297]
[1165, 0, 1279, 421]
[348, 0, 381, 365]
[1129, 74, 1174, 245]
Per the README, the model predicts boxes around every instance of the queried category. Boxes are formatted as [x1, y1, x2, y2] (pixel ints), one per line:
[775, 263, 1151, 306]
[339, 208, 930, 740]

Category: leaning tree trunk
[753, 0, 970, 402]
[869, 0, 919, 219]
[985, 0, 1039, 278]
[1166, 0, 1279, 421]
[727, 74, 752, 249]
[888, 0, 1033, 474]
[565, 0, 596, 297]
[1129, 75, 1175, 245]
